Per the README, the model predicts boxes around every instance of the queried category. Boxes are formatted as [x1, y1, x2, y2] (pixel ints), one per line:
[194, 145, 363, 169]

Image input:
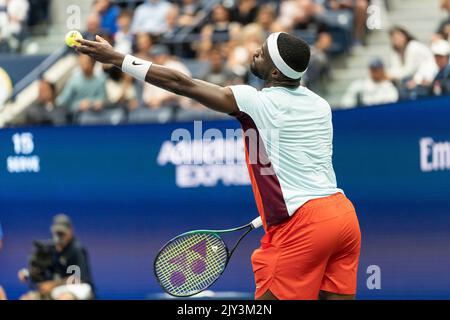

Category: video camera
[27, 240, 56, 284]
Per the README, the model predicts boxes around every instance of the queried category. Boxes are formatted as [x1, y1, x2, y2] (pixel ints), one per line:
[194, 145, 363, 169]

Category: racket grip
[250, 216, 263, 229]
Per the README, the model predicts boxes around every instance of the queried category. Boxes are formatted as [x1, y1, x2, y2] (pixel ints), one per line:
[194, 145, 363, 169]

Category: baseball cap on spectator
[368, 57, 384, 69]
[151, 45, 170, 57]
[51, 214, 72, 234]
[431, 40, 450, 56]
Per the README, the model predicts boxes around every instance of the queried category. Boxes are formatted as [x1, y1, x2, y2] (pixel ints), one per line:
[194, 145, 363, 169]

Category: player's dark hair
[277, 33, 311, 76]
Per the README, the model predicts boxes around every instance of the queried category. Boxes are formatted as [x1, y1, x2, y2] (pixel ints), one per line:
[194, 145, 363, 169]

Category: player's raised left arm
[76, 36, 238, 114]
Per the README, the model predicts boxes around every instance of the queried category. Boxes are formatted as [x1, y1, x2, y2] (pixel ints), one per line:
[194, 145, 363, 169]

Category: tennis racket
[154, 216, 263, 297]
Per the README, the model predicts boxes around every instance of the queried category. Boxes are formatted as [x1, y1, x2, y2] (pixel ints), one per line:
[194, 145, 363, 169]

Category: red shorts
[251, 193, 361, 300]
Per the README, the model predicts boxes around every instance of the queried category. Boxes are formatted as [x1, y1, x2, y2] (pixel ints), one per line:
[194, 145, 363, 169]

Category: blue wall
[0, 55, 47, 85]
[1, 96, 450, 299]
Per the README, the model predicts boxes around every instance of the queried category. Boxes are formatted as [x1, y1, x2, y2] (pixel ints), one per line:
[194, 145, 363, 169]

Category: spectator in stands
[0, 0, 29, 52]
[163, 4, 197, 57]
[103, 65, 138, 112]
[131, 0, 172, 35]
[321, 0, 369, 45]
[255, 4, 284, 36]
[341, 58, 399, 108]
[278, 1, 333, 60]
[304, 32, 332, 88]
[22, 79, 66, 126]
[19, 214, 95, 300]
[56, 54, 107, 119]
[278, 0, 319, 31]
[142, 45, 191, 109]
[201, 47, 242, 86]
[388, 26, 438, 85]
[177, 0, 200, 27]
[93, 0, 120, 36]
[131, 32, 155, 114]
[83, 13, 103, 41]
[0, 8, 9, 52]
[198, 4, 241, 58]
[165, 4, 181, 38]
[114, 10, 134, 54]
[134, 32, 154, 60]
[231, 0, 258, 25]
[430, 39, 450, 96]
[434, 0, 450, 41]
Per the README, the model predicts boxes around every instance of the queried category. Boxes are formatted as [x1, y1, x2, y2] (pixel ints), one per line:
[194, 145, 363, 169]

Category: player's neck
[264, 79, 300, 89]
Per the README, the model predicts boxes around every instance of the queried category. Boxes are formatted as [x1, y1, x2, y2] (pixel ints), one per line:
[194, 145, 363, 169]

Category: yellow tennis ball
[65, 30, 83, 48]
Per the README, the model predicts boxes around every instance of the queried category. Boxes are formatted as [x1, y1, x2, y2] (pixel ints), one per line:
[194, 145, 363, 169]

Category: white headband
[267, 32, 306, 80]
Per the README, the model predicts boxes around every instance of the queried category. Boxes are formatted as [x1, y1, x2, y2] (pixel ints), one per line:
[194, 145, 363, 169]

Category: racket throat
[229, 227, 253, 257]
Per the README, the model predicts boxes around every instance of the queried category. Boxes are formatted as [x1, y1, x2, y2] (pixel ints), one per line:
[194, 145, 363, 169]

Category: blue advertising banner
[1, 95, 450, 299]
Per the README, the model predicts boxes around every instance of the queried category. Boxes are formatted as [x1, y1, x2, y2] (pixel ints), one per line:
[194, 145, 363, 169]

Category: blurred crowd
[0, 0, 51, 53]
[342, 0, 450, 107]
[14, 0, 371, 126]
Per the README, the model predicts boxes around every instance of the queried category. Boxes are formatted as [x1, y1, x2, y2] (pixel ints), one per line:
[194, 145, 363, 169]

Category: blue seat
[316, 10, 355, 54]
[127, 106, 174, 124]
[293, 29, 318, 46]
[181, 59, 210, 79]
[76, 108, 127, 126]
[317, 10, 354, 30]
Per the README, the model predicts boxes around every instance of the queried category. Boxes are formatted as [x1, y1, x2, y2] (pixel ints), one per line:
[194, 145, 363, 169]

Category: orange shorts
[251, 192, 361, 300]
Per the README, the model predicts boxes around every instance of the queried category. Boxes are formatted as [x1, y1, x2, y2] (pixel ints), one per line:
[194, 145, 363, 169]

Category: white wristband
[121, 54, 152, 82]
[251, 217, 263, 229]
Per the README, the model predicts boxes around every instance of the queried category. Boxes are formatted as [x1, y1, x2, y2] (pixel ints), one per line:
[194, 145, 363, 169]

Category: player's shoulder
[303, 87, 331, 109]
[264, 85, 331, 109]
[228, 84, 261, 102]
[230, 84, 259, 93]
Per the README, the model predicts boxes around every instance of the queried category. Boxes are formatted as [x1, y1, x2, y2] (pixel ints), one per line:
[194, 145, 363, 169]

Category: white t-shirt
[341, 78, 399, 108]
[229, 84, 343, 227]
[0, 0, 29, 35]
[388, 40, 438, 83]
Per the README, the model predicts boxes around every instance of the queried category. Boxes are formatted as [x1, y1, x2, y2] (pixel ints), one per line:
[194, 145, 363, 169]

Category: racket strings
[155, 233, 228, 296]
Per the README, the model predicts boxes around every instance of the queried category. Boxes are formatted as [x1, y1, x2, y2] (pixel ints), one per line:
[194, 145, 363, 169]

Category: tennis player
[77, 32, 361, 300]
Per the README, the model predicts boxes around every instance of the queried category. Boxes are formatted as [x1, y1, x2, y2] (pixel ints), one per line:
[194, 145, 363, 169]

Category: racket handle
[250, 216, 263, 229]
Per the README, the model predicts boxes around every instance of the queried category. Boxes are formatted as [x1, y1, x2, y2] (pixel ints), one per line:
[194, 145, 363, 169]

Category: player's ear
[271, 67, 280, 79]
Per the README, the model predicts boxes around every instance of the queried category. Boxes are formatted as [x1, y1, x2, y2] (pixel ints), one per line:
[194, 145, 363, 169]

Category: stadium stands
[0, 0, 449, 126]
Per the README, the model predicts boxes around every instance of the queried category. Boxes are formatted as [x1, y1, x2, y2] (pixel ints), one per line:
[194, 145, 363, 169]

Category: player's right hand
[76, 35, 125, 68]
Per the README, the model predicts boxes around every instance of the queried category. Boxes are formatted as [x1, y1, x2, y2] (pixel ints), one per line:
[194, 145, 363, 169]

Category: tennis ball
[65, 30, 83, 48]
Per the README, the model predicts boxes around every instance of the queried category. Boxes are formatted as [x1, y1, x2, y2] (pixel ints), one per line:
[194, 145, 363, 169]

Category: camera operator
[18, 214, 95, 300]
